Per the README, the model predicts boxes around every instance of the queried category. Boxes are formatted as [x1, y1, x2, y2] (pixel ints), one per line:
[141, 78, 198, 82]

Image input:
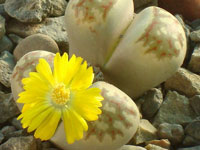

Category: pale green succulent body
[65, 0, 187, 98]
[65, 0, 134, 66]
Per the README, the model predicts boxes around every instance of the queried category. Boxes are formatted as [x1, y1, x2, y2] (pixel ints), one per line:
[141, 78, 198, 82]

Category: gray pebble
[165, 68, 200, 97]
[185, 120, 200, 141]
[0, 136, 37, 150]
[0, 132, 4, 144]
[4, 0, 67, 23]
[188, 44, 200, 73]
[183, 135, 200, 146]
[0, 60, 12, 87]
[7, 16, 69, 53]
[13, 33, 59, 61]
[1, 126, 16, 136]
[8, 33, 23, 45]
[191, 19, 200, 30]
[6, 130, 26, 139]
[0, 0, 5, 4]
[157, 123, 184, 144]
[190, 95, 200, 115]
[178, 145, 200, 150]
[42, 141, 53, 149]
[10, 117, 23, 130]
[0, 92, 20, 124]
[190, 30, 200, 42]
[153, 91, 197, 127]
[142, 88, 163, 118]
[0, 36, 14, 53]
[0, 51, 15, 69]
[0, 4, 9, 19]
[0, 15, 5, 40]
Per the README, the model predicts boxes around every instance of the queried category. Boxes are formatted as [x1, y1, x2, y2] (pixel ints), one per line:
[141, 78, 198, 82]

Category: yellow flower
[17, 53, 104, 144]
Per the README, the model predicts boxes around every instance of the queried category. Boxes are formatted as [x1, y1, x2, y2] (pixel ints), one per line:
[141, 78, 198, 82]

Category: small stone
[190, 30, 200, 42]
[1, 126, 24, 139]
[118, 145, 146, 150]
[0, 15, 5, 40]
[0, 35, 14, 53]
[133, 119, 158, 145]
[141, 88, 163, 118]
[145, 144, 167, 150]
[0, 132, 4, 144]
[42, 148, 59, 150]
[134, 0, 157, 9]
[0, 51, 15, 69]
[49, 0, 67, 17]
[0, 0, 5, 4]
[0, 60, 12, 87]
[153, 91, 197, 127]
[4, 0, 67, 23]
[10, 117, 23, 130]
[190, 95, 200, 115]
[183, 135, 200, 146]
[6, 130, 26, 139]
[185, 120, 200, 141]
[195, 26, 200, 32]
[178, 145, 200, 150]
[13, 33, 59, 61]
[146, 139, 170, 149]
[0, 92, 20, 124]
[135, 96, 146, 115]
[42, 141, 53, 149]
[185, 24, 192, 37]
[88, 63, 104, 82]
[191, 19, 200, 30]
[36, 139, 43, 150]
[0, 136, 37, 150]
[188, 44, 200, 73]
[0, 4, 8, 19]
[157, 123, 184, 144]
[7, 17, 69, 52]
[0, 4, 9, 19]
[8, 33, 23, 45]
[1, 126, 16, 136]
[165, 68, 200, 97]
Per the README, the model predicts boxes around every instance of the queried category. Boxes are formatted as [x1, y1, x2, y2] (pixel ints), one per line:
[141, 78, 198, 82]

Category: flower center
[51, 83, 70, 105]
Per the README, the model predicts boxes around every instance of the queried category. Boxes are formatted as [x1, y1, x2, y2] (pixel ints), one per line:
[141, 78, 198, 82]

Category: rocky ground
[0, 0, 200, 150]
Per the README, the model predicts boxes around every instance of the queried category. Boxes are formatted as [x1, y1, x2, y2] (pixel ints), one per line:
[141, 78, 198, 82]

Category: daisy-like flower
[17, 52, 104, 144]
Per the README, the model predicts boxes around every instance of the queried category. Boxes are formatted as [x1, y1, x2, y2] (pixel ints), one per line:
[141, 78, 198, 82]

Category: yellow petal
[71, 88, 103, 121]
[18, 95, 46, 104]
[62, 109, 74, 144]
[36, 58, 54, 86]
[70, 61, 94, 90]
[27, 106, 54, 132]
[34, 109, 61, 140]
[53, 53, 70, 83]
[62, 108, 88, 144]
[19, 101, 50, 128]
[28, 72, 51, 89]
[60, 53, 69, 82]
[53, 53, 62, 82]
[17, 52, 104, 144]
[63, 55, 83, 86]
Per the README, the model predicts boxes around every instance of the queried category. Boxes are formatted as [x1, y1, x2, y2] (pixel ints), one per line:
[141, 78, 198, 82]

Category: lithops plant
[52, 81, 140, 150]
[65, 0, 134, 66]
[10, 50, 55, 110]
[65, 0, 187, 98]
[11, 51, 140, 150]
